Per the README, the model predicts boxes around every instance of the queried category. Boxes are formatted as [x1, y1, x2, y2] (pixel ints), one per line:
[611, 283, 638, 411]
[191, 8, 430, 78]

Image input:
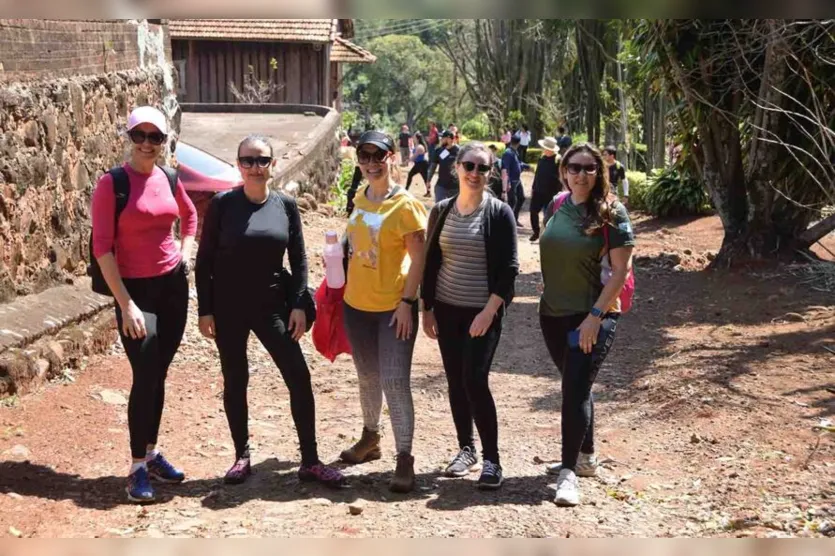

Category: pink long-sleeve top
[91, 164, 197, 279]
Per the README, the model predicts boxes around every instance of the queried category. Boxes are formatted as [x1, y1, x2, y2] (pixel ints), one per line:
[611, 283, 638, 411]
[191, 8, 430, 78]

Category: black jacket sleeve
[283, 195, 309, 308]
[491, 200, 520, 307]
[195, 192, 224, 317]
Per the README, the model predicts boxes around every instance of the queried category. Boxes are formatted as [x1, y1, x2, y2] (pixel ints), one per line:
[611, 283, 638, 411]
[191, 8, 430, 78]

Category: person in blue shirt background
[501, 135, 526, 227]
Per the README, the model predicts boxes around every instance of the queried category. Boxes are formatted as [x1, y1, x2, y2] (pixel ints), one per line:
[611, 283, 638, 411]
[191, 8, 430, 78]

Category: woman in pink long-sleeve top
[91, 106, 197, 504]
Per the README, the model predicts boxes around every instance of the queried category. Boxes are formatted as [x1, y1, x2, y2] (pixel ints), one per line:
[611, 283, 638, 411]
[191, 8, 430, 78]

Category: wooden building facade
[169, 19, 374, 108]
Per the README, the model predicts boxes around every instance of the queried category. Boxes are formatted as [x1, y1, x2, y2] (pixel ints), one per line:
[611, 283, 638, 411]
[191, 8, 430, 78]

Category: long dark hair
[559, 143, 614, 235]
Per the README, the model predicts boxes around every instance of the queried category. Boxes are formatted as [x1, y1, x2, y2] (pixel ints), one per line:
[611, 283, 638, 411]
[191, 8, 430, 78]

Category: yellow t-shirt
[344, 185, 428, 312]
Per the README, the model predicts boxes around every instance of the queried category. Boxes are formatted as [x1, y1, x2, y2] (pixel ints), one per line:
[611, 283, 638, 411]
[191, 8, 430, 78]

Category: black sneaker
[529, 232, 540, 242]
[444, 446, 478, 477]
[477, 459, 503, 490]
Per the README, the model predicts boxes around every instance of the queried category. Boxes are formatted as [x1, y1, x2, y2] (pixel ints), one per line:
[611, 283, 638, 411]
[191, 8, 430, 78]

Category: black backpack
[88, 165, 178, 296]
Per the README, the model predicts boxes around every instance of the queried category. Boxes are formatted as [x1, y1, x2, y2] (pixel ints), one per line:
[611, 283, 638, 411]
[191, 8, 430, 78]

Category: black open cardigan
[421, 194, 519, 316]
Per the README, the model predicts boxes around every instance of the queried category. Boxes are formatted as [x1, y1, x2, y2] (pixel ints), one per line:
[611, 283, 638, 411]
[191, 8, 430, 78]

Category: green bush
[460, 113, 491, 140]
[644, 167, 710, 217]
[330, 157, 356, 212]
[524, 147, 543, 164]
[625, 170, 649, 211]
[633, 143, 648, 173]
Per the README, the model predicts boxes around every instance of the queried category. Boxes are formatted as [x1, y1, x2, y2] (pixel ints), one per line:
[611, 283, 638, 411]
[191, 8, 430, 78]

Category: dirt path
[0, 183, 833, 538]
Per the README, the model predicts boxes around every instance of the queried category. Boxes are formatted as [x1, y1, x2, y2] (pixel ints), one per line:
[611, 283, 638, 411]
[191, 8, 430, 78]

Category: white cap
[127, 106, 168, 134]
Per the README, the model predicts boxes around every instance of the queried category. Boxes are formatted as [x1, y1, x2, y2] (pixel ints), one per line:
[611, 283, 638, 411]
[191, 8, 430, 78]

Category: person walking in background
[426, 122, 440, 184]
[518, 124, 532, 163]
[528, 136, 561, 242]
[449, 123, 460, 144]
[91, 105, 197, 503]
[602, 146, 629, 207]
[195, 135, 347, 489]
[434, 130, 461, 202]
[339, 131, 428, 494]
[406, 141, 430, 196]
[537, 143, 635, 507]
[500, 128, 511, 146]
[556, 126, 572, 156]
[501, 134, 525, 227]
[398, 124, 412, 167]
[487, 144, 503, 198]
[421, 142, 519, 490]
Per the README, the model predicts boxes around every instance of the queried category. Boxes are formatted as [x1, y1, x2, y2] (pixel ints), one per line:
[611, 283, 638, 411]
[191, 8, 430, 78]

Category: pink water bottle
[323, 231, 345, 289]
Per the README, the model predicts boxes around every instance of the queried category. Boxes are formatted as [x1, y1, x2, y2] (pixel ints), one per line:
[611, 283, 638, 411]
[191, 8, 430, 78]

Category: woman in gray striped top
[421, 142, 519, 490]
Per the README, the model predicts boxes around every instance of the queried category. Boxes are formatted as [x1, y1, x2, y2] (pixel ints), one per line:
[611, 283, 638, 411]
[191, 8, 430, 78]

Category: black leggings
[214, 300, 319, 465]
[117, 262, 189, 459]
[539, 312, 619, 471]
[435, 301, 502, 463]
[406, 161, 429, 190]
[529, 191, 551, 236]
[508, 180, 525, 222]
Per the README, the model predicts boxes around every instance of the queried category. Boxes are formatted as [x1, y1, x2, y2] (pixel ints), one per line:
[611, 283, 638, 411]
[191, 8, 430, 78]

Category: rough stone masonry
[0, 19, 175, 304]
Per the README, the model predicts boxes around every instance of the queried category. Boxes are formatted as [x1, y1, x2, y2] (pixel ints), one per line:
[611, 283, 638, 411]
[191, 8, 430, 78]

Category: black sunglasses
[238, 156, 273, 169]
[461, 161, 491, 174]
[566, 163, 599, 175]
[357, 149, 389, 164]
[128, 129, 167, 146]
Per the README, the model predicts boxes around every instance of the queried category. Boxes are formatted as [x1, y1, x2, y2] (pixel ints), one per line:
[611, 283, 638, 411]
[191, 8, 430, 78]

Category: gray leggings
[343, 303, 418, 454]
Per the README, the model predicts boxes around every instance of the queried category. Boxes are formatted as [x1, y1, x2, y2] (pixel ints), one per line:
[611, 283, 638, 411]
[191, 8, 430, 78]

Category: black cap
[357, 130, 395, 152]
[441, 130, 455, 138]
[510, 134, 521, 144]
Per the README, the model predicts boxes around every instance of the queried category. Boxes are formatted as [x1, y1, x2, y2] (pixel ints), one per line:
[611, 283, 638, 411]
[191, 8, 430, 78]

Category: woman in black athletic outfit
[195, 135, 345, 488]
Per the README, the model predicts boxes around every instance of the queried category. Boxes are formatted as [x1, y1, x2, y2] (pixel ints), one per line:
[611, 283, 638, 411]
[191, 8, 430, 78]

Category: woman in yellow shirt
[338, 131, 428, 493]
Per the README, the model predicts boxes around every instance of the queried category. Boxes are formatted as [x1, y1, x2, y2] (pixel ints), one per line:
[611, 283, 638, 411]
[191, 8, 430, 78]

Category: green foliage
[524, 148, 543, 164]
[460, 113, 491, 140]
[348, 34, 454, 130]
[645, 167, 710, 217]
[632, 143, 648, 173]
[625, 170, 649, 211]
[330, 157, 356, 212]
[341, 110, 359, 132]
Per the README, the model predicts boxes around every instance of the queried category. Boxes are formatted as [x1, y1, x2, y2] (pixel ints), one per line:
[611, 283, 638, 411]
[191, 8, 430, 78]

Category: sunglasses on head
[357, 149, 389, 164]
[461, 161, 491, 174]
[128, 129, 167, 146]
[566, 163, 599, 175]
[238, 156, 273, 169]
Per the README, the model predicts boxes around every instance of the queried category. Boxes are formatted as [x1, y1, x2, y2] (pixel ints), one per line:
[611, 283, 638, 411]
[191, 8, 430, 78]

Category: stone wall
[0, 19, 175, 303]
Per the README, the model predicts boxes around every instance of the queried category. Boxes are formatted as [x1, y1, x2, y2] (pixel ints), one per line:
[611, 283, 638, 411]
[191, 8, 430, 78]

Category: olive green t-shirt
[538, 199, 635, 317]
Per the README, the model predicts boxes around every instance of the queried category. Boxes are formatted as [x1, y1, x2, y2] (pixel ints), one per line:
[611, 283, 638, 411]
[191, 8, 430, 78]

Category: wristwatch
[401, 297, 417, 306]
[590, 307, 604, 319]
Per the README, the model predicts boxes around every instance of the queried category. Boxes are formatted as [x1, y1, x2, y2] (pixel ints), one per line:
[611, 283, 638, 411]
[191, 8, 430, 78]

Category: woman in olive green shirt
[538, 143, 635, 507]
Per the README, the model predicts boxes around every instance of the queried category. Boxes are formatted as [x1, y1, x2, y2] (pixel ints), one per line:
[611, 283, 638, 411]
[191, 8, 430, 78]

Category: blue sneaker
[147, 452, 185, 483]
[126, 466, 155, 503]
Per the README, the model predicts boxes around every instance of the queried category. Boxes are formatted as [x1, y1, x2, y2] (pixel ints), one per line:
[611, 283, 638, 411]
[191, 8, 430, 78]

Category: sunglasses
[566, 163, 599, 175]
[461, 161, 491, 174]
[128, 129, 167, 146]
[357, 149, 389, 164]
[238, 156, 273, 169]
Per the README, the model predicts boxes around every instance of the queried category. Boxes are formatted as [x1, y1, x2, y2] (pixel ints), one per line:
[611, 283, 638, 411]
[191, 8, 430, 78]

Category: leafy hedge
[625, 170, 649, 211]
[644, 167, 711, 217]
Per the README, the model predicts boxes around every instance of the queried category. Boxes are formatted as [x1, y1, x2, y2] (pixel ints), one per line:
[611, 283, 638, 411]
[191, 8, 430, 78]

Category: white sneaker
[546, 452, 599, 478]
[554, 469, 580, 506]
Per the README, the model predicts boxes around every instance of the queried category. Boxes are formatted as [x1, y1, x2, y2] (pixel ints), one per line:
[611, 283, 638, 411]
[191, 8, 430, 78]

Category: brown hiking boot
[339, 427, 382, 464]
[389, 452, 415, 493]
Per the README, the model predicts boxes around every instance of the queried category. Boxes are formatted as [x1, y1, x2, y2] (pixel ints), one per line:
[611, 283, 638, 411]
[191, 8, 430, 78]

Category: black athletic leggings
[435, 301, 502, 464]
[116, 262, 189, 459]
[539, 312, 619, 471]
[406, 160, 429, 190]
[214, 297, 319, 465]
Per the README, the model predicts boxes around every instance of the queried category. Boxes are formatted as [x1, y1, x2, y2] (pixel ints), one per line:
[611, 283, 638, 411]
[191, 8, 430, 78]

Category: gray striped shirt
[436, 200, 490, 308]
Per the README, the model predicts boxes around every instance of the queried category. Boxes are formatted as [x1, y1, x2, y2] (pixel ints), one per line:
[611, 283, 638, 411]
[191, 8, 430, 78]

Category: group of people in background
[92, 106, 634, 510]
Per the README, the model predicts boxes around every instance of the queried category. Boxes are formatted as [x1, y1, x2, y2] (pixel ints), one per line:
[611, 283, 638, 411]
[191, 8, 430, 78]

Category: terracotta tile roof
[169, 19, 337, 43]
[330, 37, 377, 63]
